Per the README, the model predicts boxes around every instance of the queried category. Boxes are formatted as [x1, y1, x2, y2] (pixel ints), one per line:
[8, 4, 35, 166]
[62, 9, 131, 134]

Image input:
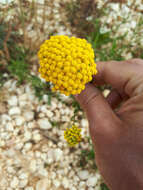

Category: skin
[75, 59, 143, 190]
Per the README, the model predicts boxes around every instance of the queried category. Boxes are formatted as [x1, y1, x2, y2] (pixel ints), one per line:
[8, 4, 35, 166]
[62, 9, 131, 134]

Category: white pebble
[7, 166, 15, 174]
[6, 122, 14, 131]
[43, 94, 48, 103]
[9, 107, 21, 115]
[88, 187, 94, 190]
[46, 110, 54, 117]
[24, 131, 32, 141]
[51, 101, 57, 110]
[1, 114, 11, 121]
[19, 179, 28, 188]
[103, 89, 110, 97]
[15, 142, 23, 150]
[8, 96, 18, 106]
[19, 172, 28, 179]
[38, 168, 48, 177]
[29, 159, 37, 173]
[19, 100, 28, 107]
[24, 143, 32, 151]
[81, 119, 88, 128]
[54, 149, 63, 161]
[33, 133, 41, 142]
[62, 177, 69, 188]
[71, 187, 76, 190]
[39, 113, 45, 118]
[36, 179, 51, 190]
[23, 111, 34, 121]
[78, 170, 89, 180]
[86, 176, 98, 187]
[19, 94, 27, 101]
[37, 118, 52, 130]
[53, 179, 60, 188]
[25, 187, 34, 190]
[10, 177, 19, 188]
[15, 116, 25, 126]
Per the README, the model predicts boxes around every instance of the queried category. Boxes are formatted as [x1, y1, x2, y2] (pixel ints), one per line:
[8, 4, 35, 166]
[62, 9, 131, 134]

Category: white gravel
[0, 79, 101, 190]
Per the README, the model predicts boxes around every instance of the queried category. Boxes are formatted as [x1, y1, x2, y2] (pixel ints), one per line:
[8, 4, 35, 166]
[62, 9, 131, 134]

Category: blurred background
[0, 0, 143, 190]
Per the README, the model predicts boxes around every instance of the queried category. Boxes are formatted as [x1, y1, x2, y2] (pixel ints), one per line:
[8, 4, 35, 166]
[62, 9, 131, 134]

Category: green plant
[86, 19, 128, 61]
[8, 56, 29, 84]
[28, 75, 52, 103]
[71, 96, 82, 122]
[79, 137, 96, 169]
[6, 44, 53, 104]
[100, 183, 110, 190]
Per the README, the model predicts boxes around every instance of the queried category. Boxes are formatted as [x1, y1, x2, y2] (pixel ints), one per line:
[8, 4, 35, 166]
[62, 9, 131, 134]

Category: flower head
[64, 125, 82, 147]
[38, 35, 97, 96]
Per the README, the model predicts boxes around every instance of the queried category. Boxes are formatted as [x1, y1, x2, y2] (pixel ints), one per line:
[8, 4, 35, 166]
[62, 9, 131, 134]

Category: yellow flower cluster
[64, 125, 82, 147]
[38, 35, 97, 96]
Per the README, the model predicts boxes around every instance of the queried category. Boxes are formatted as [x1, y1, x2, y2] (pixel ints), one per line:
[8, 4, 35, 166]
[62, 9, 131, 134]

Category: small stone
[7, 166, 15, 174]
[41, 153, 47, 161]
[10, 176, 19, 188]
[19, 179, 28, 188]
[24, 131, 32, 141]
[29, 159, 37, 173]
[71, 187, 76, 190]
[46, 110, 53, 117]
[103, 89, 110, 97]
[19, 94, 28, 101]
[88, 187, 94, 190]
[36, 179, 51, 190]
[23, 111, 34, 121]
[9, 107, 21, 115]
[8, 96, 18, 106]
[38, 168, 48, 177]
[35, 151, 41, 158]
[28, 94, 35, 101]
[15, 116, 25, 126]
[37, 118, 52, 130]
[51, 172, 56, 179]
[33, 133, 41, 142]
[6, 122, 14, 131]
[39, 113, 45, 118]
[46, 158, 53, 164]
[79, 181, 85, 188]
[86, 176, 98, 187]
[6, 149, 15, 157]
[25, 187, 34, 190]
[0, 178, 8, 188]
[78, 170, 89, 180]
[53, 148, 63, 161]
[19, 172, 28, 179]
[1, 114, 11, 121]
[62, 177, 69, 188]
[57, 102, 62, 109]
[43, 94, 48, 103]
[53, 179, 60, 188]
[81, 119, 88, 128]
[24, 143, 32, 151]
[15, 142, 23, 150]
[51, 101, 57, 110]
[73, 176, 79, 182]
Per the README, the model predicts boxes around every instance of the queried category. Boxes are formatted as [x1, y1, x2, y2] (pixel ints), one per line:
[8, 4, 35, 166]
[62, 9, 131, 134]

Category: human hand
[75, 59, 143, 190]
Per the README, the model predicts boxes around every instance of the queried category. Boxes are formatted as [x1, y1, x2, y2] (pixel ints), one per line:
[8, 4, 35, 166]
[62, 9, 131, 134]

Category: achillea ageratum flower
[38, 35, 97, 96]
[64, 125, 82, 147]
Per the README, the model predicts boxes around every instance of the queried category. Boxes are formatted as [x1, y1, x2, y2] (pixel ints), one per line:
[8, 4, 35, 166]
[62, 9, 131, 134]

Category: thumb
[75, 83, 121, 140]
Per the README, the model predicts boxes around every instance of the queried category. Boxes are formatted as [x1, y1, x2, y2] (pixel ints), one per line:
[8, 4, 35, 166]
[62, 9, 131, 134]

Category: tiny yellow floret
[38, 35, 97, 96]
[64, 125, 82, 147]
